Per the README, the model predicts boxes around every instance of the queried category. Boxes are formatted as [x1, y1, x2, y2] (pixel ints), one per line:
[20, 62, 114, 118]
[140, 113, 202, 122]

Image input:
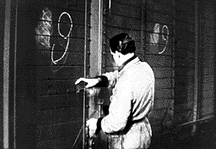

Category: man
[75, 33, 155, 149]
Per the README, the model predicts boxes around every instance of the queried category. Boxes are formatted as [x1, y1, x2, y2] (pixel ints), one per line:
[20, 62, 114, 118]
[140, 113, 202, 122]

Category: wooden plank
[175, 76, 194, 87]
[35, 79, 77, 96]
[35, 37, 85, 53]
[25, 51, 84, 66]
[146, 0, 173, 15]
[146, 11, 173, 25]
[106, 14, 141, 30]
[175, 11, 195, 24]
[175, 30, 195, 42]
[145, 22, 174, 36]
[111, 1, 141, 18]
[152, 67, 172, 78]
[175, 0, 195, 8]
[202, 90, 214, 99]
[145, 43, 173, 55]
[36, 134, 82, 149]
[174, 110, 192, 125]
[36, 121, 82, 142]
[175, 48, 194, 58]
[149, 108, 166, 121]
[202, 59, 214, 69]
[175, 20, 195, 34]
[155, 89, 172, 100]
[147, 0, 174, 6]
[175, 57, 194, 67]
[37, 93, 83, 110]
[32, 0, 85, 11]
[175, 67, 194, 77]
[175, 38, 195, 50]
[200, 99, 214, 118]
[36, 107, 83, 126]
[202, 75, 214, 85]
[175, 1, 195, 15]
[145, 55, 172, 67]
[202, 67, 214, 75]
[155, 78, 172, 89]
[174, 87, 194, 105]
[174, 101, 194, 114]
[154, 98, 173, 110]
[114, 0, 142, 7]
[34, 65, 83, 80]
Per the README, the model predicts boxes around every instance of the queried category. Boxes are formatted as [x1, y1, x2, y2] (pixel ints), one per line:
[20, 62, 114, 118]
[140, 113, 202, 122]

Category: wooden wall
[102, 0, 176, 133]
[102, 0, 214, 136]
[14, 0, 89, 148]
[174, 0, 196, 125]
[198, 0, 215, 119]
[1, 0, 215, 148]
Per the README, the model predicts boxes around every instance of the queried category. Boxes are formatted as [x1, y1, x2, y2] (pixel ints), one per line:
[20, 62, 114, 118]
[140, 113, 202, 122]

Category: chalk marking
[159, 25, 169, 54]
[35, 7, 53, 49]
[150, 23, 160, 45]
[51, 12, 73, 65]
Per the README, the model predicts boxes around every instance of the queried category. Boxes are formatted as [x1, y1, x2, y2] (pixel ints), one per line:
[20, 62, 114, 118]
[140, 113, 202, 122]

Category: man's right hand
[75, 78, 100, 88]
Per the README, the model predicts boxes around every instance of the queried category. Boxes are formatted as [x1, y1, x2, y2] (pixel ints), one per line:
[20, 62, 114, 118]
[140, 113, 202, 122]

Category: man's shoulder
[125, 61, 154, 82]
[129, 61, 153, 73]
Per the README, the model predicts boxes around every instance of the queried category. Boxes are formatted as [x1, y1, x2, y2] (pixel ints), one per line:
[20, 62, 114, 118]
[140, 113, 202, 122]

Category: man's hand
[75, 78, 100, 89]
[86, 118, 98, 139]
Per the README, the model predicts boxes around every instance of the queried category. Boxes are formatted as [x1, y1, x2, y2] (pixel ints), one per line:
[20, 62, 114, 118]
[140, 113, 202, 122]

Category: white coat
[100, 57, 155, 149]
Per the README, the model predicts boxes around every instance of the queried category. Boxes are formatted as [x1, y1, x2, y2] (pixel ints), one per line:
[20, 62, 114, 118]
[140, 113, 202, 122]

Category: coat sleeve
[100, 79, 133, 133]
[95, 70, 118, 88]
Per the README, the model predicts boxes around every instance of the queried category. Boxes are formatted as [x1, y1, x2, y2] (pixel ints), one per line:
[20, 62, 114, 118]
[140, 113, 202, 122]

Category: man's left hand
[86, 118, 98, 138]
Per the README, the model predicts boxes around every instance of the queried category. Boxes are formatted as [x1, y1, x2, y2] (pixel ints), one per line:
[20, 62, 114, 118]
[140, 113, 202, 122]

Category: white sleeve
[101, 79, 132, 133]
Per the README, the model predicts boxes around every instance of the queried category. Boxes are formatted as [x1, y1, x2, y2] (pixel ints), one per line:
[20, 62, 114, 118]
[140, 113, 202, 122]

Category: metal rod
[83, 0, 88, 148]
[178, 115, 213, 127]
[157, 115, 214, 136]
[98, 0, 103, 76]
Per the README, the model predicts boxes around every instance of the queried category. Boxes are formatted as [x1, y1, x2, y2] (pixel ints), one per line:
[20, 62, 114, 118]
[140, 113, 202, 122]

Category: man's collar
[118, 54, 137, 72]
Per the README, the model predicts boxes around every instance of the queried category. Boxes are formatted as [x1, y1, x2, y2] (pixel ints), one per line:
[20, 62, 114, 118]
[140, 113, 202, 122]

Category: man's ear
[110, 49, 115, 55]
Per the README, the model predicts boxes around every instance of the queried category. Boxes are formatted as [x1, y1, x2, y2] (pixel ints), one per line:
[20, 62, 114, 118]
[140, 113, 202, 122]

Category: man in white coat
[75, 33, 155, 149]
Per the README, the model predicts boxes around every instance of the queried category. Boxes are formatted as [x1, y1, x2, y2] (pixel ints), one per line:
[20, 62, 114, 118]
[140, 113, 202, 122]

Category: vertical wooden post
[3, 0, 11, 148]
[89, 0, 103, 118]
[3, 0, 17, 148]
[0, 0, 6, 148]
[83, 0, 91, 148]
[86, 0, 103, 148]
[192, 0, 199, 135]
[90, 0, 103, 78]
[140, 0, 145, 60]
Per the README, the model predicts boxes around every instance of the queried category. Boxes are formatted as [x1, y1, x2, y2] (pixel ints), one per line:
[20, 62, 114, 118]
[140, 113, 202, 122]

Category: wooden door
[13, 0, 90, 148]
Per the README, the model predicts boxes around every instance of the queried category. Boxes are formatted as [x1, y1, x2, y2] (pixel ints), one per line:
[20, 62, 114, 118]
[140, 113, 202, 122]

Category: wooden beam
[3, 0, 11, 148]
[192, 0, 199, 135]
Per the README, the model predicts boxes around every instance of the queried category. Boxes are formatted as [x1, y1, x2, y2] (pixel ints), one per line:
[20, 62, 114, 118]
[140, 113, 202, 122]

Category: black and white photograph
[0, 0, 215, 148]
